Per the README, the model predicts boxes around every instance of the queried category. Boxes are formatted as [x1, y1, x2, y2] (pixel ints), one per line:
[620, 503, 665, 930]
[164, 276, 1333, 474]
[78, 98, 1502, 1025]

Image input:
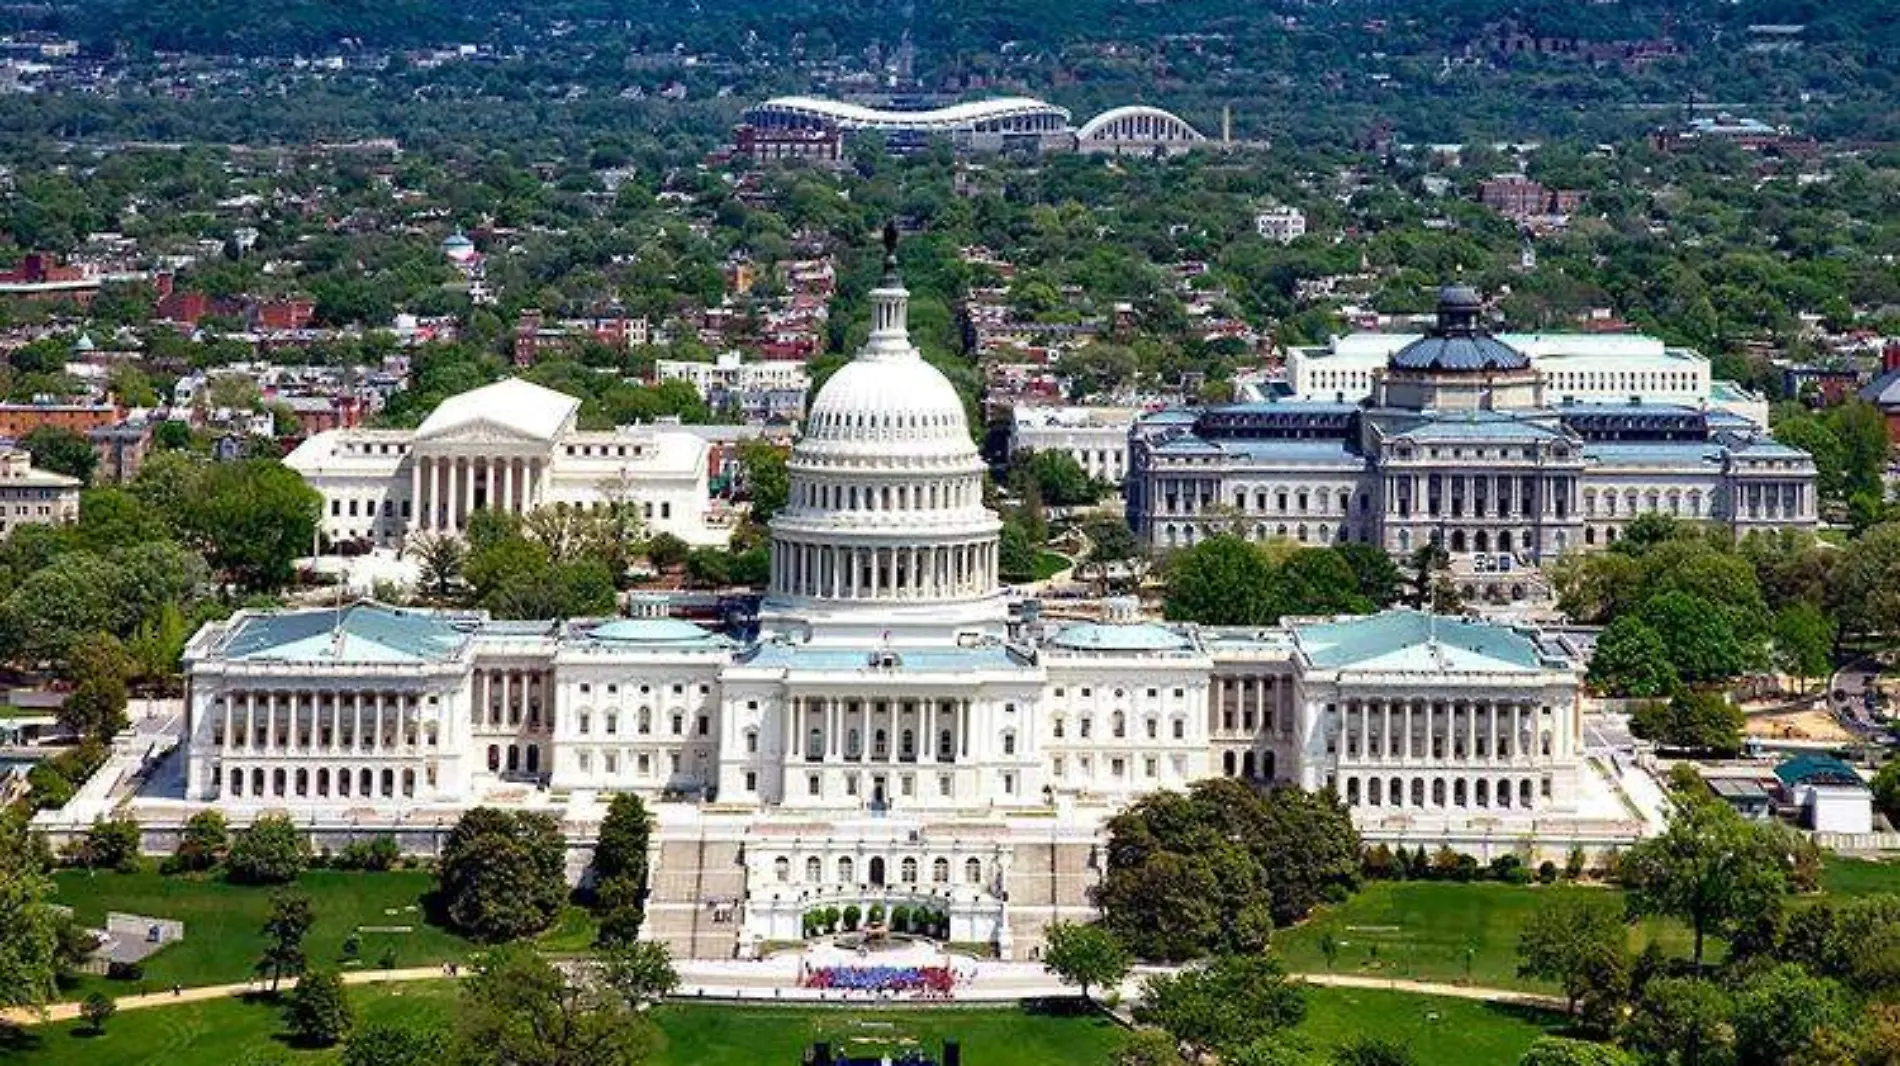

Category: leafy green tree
[1873, 760, 1900, 829]
[0, 834, 60, 1010]
[1016, 449, 1100, 508]
[21, 425, 97, 485]
[597, 939, 679, 1004]
[1630, 690, 1744, 756]
[284, 968, 353, 1047]
[408, 532, 466, 601]
[436, 808, 568, 943]
[1625, 977, 1735, 1066]
[1771, 603, 1833, 691]
[999, 518, 1039, 584]
[1113, 1029, 1189, 1066]
[1330, 1037, 1417, 1066]
[451, 944, 656, 1066]
[1080, 516, 1141, 587]
[591, 793, 651, 946]
[736, 438, 788, 522]
[1136, 953, 1307, 1059]
[1163, 535, 1277, 625]
[1517, 1036, 1636, 1066]
[1637, 592, 1745, 683]
[342, 1023, 447, 1066]
[81, 990, 116, 1034]
[1731, 964, 1849, 1066]
[178, 460, 322, 591]
[227, 814, 310, 885]
[1516, 897, 1628, 1017]
[1041, 920, 1131, 1001]
[257, 890, 315, 993]
[83, 814, 142, 873]
[1622, 791, 1792, 967]
[1586, 616, 1677, 698]
[1334, 542, 1406, 607]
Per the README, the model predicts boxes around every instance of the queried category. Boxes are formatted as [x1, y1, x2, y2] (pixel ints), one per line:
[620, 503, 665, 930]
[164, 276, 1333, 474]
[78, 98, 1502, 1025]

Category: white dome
[804, 356, 971, 450]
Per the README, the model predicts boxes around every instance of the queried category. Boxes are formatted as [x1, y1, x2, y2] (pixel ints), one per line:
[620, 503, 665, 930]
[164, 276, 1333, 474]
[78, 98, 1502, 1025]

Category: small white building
[1255, 206, 1307, 245]
[1776, 755, 1876, 835]
[0, 448, 80, 535]
[283, 378, 724, 548]
[654, 352, 809, 400]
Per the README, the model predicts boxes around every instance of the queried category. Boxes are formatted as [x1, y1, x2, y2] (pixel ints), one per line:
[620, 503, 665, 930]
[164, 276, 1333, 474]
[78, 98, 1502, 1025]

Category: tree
[592, 793, 651, 946]
[1163, 535, 1277, 625]
[1137, 953, 1307, 1058]
[408, 532, 467, 600]
[22, 425, 97, 485]
[1625, 977, 1735, 1066]
[1731, 964, 1848, 1066]
[1016, 449, 1100, 508]
[177, 460, 322, 590]
[643, 532, 689, 571]
[1874, 760, 1900, 829]
[1516, 897, 1628, 1017]
[1622, 792, 1792, 967]
[284, 968, 353, 1047]
[1772, 602, 1833, 692]
[1114, 1029, 1189, 1066]
[451, 944, 657, 1066]
[999, 517, 1039, 584]
[1334, 541, 1406, 607]
[436, 808, 567, 943]
[227, 814, 310, 885]
[80, 991, 116, 1034]
[1081, 516, 1141, 589]
[257, 890, 315, 993]
[1518, 1037, 1636, 1066]
[1331, 1037, 1417, 1066]
[735, 438, 788, 522]
[82, 814, 142, 873]
[1630, 690, 1744, 756]
[597, 939, 679, 1004]
[1041, 920, 1131, 1001]
[342, 1023, 447, 1066]
[0, 837, 61, 1010]
[1586, 616, 1677, 698]
[1637, 592, 1746, 684]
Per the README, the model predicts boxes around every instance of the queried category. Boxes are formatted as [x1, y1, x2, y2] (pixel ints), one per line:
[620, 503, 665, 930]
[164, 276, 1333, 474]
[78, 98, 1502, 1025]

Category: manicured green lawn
[49, 869, 594, 995]
[1298, 986, 1566, 1065]
[1821, 856, 1900, 898]
[1032, 551, 1070, 581]
[1275, 881, 1696, 991]
[0, 983, 1563, 1066]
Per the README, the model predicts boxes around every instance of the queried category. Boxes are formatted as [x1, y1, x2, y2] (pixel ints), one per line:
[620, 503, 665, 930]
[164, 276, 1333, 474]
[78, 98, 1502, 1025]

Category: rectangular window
[744, 771, 757, 792]
[808, 774, 820, 796]
[938, 775, 951, 797]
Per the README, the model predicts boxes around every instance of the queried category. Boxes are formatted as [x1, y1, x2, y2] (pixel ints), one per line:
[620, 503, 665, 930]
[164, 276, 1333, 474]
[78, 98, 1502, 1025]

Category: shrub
[105, 960, 144, 982]
[867, 902, 885, 927]
[1565, 846, 1587, 881]
[336, 835, 400, 872]
[1362, 843, 1397, 880]
[890, 904, 912, 933]
[172, 810, 229, 872]
[283, 969, 353, 1047]
[1538, 861, 1560, 884]
[83, 815, 143, 873]
[81, 992, 116, 1034]
[842, 904, 862, 932]
[228, 814, 311, 885]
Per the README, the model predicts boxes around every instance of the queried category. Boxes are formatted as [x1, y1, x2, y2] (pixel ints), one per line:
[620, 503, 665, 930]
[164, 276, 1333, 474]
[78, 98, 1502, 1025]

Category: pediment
[413, 417, 551, 446]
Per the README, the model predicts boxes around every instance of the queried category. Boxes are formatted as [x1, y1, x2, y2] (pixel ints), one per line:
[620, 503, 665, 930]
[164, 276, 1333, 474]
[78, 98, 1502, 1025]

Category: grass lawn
[1032, 551, 1070, 581]
[1821, 855, 1900, 897]
[0, 982, 1562, 1066]
[1298, 986, 1565, 1065]
[49, 869, 594, 996]
[1275, 881, 1696, 991]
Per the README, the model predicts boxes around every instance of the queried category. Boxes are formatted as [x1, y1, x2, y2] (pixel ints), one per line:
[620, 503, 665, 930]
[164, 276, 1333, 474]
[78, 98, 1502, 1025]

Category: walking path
[3, 961, 1565, 1028]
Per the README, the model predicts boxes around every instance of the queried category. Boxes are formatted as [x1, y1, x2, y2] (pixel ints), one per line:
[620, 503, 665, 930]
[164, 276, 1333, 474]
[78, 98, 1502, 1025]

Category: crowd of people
[802, 965, 957, 994]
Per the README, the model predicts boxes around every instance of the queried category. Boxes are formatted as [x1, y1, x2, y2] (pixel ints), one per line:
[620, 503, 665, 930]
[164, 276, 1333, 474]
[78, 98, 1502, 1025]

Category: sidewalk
[4, 962, 1566, 1027]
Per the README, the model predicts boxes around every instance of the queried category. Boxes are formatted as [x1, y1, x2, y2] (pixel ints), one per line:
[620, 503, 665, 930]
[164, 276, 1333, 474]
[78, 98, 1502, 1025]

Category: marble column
[410, 458, 424, 531]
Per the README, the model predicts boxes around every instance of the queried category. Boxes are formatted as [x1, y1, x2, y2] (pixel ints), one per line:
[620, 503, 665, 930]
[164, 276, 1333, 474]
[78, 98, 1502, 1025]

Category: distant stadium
[738, 95, 1218, 157]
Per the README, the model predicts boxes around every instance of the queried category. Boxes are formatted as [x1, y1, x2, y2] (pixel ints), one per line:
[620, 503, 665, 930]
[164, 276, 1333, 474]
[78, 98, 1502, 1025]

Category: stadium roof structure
[746, 95, 1072, 133]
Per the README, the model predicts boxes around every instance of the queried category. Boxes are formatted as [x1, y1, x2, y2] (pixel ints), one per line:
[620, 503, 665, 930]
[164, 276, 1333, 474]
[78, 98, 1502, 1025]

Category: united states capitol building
[175, 248, 1639, 961]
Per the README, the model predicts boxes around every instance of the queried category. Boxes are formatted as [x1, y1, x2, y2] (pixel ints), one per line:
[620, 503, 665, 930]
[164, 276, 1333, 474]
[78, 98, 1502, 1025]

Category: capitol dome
[761, 224, 1004, 645]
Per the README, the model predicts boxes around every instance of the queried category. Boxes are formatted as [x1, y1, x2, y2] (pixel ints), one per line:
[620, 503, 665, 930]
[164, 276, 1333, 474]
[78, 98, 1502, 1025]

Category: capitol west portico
[176, 244, 1638, 961]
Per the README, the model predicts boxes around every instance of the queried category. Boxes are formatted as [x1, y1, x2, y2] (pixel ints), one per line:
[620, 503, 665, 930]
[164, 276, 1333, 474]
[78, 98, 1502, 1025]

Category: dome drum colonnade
[766, 226, 1000, 610]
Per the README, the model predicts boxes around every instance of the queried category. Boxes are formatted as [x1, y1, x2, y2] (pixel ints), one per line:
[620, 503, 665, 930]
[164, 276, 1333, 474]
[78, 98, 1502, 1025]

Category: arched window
[901, 857, 918, 884]
[838, 857, 855, 884]
[964, 858, 983, 885]
[932, 857, 950, 883]
[1112, 712, 1126, 739]
[774, 856, 790, 883]
[805, 856, 821, 882]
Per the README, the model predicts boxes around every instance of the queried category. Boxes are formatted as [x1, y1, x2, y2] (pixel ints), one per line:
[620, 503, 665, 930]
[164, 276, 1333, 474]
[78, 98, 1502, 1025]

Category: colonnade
[472, 668, 552, 732]
[411, 453, 548, 534]
[770, 539, 997, 600]
[1337, 698, 1561, 763]
[214, 689, 431, 754]
[1212, 674, 1293, 737]
[782, 695, 972, 765]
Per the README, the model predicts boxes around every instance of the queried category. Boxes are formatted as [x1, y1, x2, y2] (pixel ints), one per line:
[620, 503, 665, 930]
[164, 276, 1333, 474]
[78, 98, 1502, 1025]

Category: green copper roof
[1047, 621, 1192, 653]
[1291, 610, 1542, 672]
[588, 617, 728, 646]
[221, 603, 470, 664]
